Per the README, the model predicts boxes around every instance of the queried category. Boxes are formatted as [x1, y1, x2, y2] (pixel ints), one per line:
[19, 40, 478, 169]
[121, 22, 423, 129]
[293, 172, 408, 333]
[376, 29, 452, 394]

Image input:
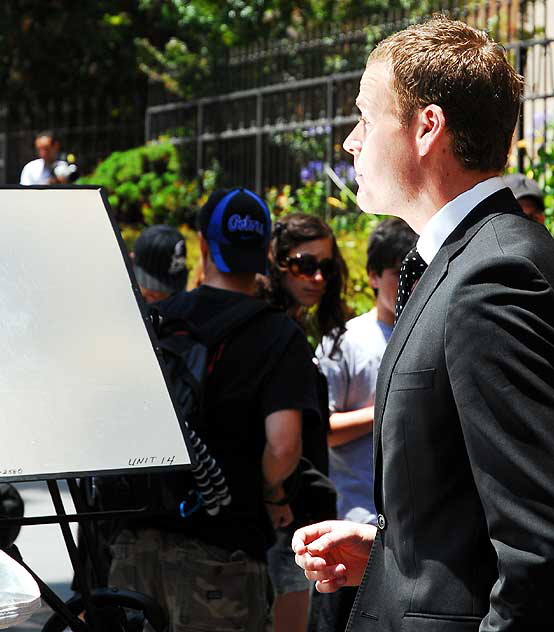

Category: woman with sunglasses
[263, 213, 347, 344]
[258, 212, 347, 632]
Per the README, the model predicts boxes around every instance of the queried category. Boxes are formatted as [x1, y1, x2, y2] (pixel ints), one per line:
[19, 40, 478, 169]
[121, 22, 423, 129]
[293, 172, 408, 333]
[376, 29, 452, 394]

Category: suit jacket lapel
[373, 188, 522, 474]
[373, 248, 448, 454]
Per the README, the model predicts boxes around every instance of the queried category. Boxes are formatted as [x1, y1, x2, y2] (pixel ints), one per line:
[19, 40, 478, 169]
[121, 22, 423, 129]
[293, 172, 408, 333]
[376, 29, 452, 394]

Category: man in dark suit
[293, 16, 554, 632]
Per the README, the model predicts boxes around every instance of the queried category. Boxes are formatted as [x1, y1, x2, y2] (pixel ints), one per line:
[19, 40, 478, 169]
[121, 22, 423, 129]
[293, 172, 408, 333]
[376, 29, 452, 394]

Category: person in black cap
[504, 173, 546, 224]
[109, 188, 321, 632]
[132, 224, 188, 303]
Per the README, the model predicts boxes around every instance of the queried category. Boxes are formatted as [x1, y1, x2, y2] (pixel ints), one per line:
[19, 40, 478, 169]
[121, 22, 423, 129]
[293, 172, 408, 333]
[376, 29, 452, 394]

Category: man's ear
[199, 233, 209, 258]
[415, 104, 446, 158]
[368, 268, 380, 290]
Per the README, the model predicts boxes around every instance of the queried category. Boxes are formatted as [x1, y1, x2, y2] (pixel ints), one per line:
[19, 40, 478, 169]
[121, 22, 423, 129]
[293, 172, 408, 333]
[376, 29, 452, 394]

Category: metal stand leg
[66, 479, 104, 588]
[46, 480, 99, 631]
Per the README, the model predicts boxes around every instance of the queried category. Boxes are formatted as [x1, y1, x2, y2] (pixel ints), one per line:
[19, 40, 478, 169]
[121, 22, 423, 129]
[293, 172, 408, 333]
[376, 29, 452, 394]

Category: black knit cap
[133, 225, 188, 294]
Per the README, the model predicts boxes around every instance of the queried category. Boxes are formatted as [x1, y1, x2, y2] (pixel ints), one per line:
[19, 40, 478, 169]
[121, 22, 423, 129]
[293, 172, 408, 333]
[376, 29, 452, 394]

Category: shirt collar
[417, 176, 507, 265]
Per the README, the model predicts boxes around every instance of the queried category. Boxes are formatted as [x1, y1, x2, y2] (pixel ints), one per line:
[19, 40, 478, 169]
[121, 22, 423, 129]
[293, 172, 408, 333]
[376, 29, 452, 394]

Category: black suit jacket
[348, 189, 554, 632]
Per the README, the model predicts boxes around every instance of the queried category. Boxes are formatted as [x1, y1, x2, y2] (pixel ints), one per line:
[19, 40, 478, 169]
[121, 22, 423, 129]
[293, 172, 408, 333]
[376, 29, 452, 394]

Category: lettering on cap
[227, 214, 265, 237]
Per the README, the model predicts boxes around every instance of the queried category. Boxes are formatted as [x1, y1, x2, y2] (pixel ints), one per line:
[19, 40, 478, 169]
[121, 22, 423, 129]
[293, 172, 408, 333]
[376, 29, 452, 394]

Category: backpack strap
[192, 299, 272, 350]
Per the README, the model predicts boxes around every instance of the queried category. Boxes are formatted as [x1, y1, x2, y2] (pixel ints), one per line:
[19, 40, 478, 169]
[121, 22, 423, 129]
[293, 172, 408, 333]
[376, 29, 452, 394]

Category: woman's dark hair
[261, 213, 348, 347]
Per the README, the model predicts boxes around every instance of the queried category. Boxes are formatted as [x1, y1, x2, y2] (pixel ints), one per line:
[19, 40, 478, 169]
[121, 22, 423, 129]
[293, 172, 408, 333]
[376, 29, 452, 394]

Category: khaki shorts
[109, 528, 271, 632]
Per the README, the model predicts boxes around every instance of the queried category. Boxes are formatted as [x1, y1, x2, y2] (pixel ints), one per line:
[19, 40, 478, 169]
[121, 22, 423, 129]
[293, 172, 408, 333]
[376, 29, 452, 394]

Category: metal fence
[0, 94, 146, 185]
[145, 0, 554, 196]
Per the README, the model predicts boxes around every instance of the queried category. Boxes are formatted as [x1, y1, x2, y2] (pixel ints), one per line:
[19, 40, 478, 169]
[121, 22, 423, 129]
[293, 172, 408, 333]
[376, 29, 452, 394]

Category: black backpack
[92, 299, 271, 520]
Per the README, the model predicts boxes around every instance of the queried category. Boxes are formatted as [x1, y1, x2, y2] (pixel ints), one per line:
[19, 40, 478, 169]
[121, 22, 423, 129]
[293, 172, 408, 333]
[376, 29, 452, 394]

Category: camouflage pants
[109, 528, 272, 632]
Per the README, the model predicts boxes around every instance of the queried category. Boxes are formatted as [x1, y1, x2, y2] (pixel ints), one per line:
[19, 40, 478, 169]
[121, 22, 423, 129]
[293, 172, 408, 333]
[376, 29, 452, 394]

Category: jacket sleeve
[446, 253, 554, 631]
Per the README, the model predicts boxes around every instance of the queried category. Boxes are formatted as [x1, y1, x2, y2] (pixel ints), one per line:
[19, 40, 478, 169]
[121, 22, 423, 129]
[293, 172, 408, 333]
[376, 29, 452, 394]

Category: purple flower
[308, 160, 324, 175]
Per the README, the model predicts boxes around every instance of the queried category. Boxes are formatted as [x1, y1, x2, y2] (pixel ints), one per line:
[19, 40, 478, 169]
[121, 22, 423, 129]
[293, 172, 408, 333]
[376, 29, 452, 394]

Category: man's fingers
[314, 577, 347, 593]
[295, 552, 337, 572]
[304, 530, 348, 556]
[291, 521, 336, 554]
[297, 556, 346, 582]
[304, 566, 346, 582]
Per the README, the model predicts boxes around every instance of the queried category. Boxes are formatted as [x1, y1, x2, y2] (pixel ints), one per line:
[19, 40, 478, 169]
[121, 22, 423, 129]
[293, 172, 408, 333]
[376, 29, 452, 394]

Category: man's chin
[357, 191, 400, 217]
[357, 191, 378, 215]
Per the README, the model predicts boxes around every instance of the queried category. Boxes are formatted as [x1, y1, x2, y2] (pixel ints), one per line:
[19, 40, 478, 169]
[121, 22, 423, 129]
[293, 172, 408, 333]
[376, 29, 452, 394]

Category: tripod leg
[66, 479, 105, 587]
[46, 480, 100, 631]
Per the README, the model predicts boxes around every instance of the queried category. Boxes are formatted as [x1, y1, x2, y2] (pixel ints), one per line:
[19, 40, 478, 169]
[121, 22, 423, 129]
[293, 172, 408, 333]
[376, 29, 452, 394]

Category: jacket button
[377, 514, 386, 530]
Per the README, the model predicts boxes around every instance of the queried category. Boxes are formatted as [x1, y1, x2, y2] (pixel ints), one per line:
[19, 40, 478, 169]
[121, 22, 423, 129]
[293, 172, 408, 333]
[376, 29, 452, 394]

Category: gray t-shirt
[316, 310, 392, 524]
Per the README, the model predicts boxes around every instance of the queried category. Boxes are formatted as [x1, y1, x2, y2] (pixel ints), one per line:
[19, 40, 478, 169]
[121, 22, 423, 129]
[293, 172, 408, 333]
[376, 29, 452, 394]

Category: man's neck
[375, 303, 394, 327]
[403, 169, 500, 234]
[202, 272, 257, 296]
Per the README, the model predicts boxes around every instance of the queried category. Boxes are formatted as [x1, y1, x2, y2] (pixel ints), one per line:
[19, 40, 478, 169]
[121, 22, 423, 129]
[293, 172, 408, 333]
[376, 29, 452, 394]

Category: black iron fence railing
[145, 32, 554, 195]
[219, 0, 524, 93]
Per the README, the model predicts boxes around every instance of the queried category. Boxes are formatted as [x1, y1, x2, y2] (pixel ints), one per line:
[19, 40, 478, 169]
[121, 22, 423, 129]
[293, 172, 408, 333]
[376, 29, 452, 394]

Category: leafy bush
[77, 143, 214, 226]
[330, 212, 381, 317]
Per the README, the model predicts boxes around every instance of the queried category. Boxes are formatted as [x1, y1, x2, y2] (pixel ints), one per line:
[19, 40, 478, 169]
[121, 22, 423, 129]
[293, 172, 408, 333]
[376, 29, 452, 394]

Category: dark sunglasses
[283, 253, 337, 281]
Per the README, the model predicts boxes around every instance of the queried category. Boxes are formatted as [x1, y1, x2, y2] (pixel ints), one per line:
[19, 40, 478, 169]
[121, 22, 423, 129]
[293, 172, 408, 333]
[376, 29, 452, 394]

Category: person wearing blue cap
[109, 187, 321, 632]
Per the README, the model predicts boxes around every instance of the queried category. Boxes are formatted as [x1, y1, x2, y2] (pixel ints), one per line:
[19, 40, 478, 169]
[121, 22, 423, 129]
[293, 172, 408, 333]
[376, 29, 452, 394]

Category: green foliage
[5, 0, 411, 109]
[136, 0, 409, 97]
[330, 212, 381, 317]
[272, 129, 327, 163]
[1, 1, 142, 107]
[294, 181, 328, 215]
[77, 142, 216, 226]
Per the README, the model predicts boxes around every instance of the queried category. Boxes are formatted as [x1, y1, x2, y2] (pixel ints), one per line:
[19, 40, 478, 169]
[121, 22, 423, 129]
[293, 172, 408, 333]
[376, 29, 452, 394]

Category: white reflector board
[0, 187, 192, 481]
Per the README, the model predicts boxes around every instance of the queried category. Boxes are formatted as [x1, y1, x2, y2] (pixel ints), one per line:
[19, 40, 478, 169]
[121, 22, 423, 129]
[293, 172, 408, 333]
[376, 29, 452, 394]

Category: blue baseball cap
[199, 188, 271, 274]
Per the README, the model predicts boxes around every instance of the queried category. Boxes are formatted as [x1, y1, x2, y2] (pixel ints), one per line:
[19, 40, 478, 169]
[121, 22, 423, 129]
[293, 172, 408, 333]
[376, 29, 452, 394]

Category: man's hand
[292, 520, 376, 593]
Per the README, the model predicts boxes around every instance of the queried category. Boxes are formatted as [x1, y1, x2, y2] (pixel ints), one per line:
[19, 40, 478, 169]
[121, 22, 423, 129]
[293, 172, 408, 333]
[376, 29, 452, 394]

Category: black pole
[47, 480, 99, 631]
[66, 479, 103, 588]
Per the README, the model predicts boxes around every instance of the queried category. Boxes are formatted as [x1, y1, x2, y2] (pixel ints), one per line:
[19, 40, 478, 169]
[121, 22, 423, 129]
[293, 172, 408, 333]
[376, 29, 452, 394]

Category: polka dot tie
[394, 247, 428, 324]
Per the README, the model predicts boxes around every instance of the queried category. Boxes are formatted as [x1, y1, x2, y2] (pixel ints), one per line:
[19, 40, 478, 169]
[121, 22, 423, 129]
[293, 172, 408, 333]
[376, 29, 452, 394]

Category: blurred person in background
[504, 172, 546, 224]
[259, 212, 348, 632]
[311, 218, 416, 632]
[109, 189, 319, 632]
[20, 130, 75, 185]
[132, 224, 189, 304]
